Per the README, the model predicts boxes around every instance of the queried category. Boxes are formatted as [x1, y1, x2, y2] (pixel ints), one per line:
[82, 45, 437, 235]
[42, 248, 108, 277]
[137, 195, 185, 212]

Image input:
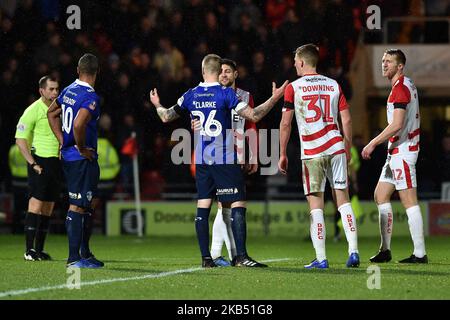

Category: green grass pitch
[0, 234, 449, 300]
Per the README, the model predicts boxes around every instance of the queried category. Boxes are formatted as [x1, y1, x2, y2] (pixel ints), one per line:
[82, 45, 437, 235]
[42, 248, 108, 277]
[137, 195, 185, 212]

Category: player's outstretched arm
[237, 81, 289, 123]
[278, 109, 294, 175]
[149, 88, 180, 123]
[47, 99, 63, 145]
[361, 108, 406, 160]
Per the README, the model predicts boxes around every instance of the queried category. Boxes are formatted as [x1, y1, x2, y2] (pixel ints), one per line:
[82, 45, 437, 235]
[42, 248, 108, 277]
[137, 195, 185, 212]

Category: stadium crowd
[1, 0, 449, 200]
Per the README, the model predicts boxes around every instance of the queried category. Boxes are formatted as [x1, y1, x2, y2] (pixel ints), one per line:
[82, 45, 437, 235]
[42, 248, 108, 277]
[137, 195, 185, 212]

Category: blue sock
[195, 208, 211, 257]
[80, 211, 93, 258]
[66, 211, 82, 263]
[231, 207, 247, 256]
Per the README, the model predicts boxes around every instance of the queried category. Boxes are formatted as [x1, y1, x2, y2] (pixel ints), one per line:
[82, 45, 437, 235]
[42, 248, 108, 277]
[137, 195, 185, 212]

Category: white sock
[338, 203, 358, 255]
[406, 205, 426, 258]
[210, 208, 225, 259]
[310, 209, 326, 261]
[378, 203, 393, 251]
[222, 208, 236, 260]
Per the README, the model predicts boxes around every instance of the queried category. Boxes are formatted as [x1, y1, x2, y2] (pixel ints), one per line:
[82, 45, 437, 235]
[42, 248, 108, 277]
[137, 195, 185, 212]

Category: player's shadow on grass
[103, 259, 199, 267]
[268, 266, 450, 277]
[376, 268, 450, 277]
[106, 267, 169, 274]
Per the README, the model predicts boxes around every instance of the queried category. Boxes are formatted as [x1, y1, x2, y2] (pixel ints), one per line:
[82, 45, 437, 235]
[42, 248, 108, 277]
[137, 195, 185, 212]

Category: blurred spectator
[234, 12, 258, 67]
[396, 0, 425, 43]
[225, 39, 244, 65]
[99, 113, 115, 143]
[168, 10, 186, 55]
[0, 0, 17, 17]
[189, 40, 209, 80]
[58, 52, 76, 87]
[278, 8, 304, 53]
[235, 64, 257, 96]
[298, 0, 326, 46]
[230, 0, 262, 30]
[200, 11, 225, 54]
[324, 0, 355, 72]
[251, 50, 273, 105]
[153, 37, 184, 82]
[265, 0, 295, 30]
[276, 53, 297, 85]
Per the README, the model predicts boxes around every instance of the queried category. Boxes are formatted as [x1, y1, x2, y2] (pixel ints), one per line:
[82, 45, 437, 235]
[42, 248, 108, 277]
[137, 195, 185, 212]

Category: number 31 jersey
[57, 79, 100, 161]
[283, 74, 348, 160]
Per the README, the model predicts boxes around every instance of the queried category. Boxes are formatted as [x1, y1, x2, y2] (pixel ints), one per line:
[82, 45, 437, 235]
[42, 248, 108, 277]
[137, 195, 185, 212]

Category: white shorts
[301, 153, 348, 195]
[379, 153, 418, 190]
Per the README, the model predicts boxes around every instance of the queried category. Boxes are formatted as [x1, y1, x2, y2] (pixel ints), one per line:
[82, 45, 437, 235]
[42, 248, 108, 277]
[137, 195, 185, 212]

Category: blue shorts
[196, 164, 245, 202]
[63, 159, 99, 208]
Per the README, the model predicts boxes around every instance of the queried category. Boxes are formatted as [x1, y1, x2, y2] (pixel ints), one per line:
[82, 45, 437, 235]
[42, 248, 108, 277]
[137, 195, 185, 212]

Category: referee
[15, 76, 61, 261]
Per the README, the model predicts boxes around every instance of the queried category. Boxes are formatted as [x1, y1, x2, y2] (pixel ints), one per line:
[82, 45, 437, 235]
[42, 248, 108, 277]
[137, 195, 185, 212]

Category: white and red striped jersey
[283, 74, 348, 160]
[233, 88, 257, 163]
[386, 75, 420, 155]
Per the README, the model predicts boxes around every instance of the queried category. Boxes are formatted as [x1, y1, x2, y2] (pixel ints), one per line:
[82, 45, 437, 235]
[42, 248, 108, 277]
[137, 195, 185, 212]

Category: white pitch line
[0, 258, 293, 298]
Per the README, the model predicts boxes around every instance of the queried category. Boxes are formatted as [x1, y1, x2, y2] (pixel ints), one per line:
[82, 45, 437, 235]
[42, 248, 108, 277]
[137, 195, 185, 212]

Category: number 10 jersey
[57, 79, 101, 161]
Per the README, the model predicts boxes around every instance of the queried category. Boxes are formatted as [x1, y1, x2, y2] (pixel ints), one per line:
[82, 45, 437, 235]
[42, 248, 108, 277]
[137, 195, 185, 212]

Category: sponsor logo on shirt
[69, 192, 82, 200]
[194, 93, 215, 98]
[216, 188, 239, 195]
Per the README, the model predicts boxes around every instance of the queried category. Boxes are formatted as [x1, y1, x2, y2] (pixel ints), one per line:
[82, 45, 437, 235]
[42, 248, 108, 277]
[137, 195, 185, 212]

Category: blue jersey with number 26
[175, 82, 246, 165]
[57, 79, 100, 162]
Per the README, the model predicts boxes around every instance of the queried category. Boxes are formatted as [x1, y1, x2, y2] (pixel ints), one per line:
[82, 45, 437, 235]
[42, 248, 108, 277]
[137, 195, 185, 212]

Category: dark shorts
[28, 155, 62, 202]
[196, 164, 246, 202]
[63, 159, 99, 208]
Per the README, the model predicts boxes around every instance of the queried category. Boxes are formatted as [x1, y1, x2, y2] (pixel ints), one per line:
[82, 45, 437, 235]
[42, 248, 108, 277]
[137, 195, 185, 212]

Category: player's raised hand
[278, 155, 288, 175]
[361, 143, 375, 160]
[191, 119, 202, 132]
[271, 80, 289, 103]
[149, 88, 160, 107]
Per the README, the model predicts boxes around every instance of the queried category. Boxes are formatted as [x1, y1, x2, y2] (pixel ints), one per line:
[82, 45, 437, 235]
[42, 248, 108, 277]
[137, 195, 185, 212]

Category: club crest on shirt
[17, 123, 26, 132]
[88, 101, 96, 110]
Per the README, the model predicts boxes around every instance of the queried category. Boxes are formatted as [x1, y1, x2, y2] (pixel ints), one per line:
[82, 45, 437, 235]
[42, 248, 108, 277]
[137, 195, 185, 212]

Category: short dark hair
[38, 75, 57, 89]
[295, 43, 320, 67]
[384, 49, 406, 65]
[221, 59, 237, 71]
[78, 53, 99, 75]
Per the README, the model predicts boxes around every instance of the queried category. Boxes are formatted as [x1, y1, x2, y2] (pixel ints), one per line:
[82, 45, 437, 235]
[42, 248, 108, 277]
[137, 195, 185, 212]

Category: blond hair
[295, 44, 319, 67]
[202, 54, 222, 75]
